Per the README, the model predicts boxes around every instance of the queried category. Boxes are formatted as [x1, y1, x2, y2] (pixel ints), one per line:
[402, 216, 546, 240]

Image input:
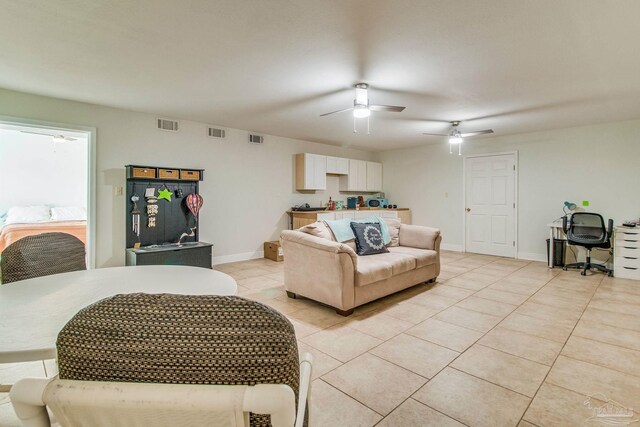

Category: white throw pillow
[51, 206, 87, 221]
[5, 206, 51, 224]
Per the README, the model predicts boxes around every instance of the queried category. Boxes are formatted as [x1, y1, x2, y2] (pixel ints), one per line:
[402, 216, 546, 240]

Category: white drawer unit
[380, 211, 399, 219]
[317, 212, 335, 221]
[614, 227, 640, 280]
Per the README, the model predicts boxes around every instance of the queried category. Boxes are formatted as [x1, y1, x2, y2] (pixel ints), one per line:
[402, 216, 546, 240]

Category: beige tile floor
[1, 251, 639, 426]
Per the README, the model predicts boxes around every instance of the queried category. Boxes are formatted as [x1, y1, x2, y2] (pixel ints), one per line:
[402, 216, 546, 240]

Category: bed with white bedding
[0, 206, 87, 253]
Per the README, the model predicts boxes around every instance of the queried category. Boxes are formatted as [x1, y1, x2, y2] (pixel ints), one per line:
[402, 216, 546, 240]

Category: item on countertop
[622, 220, 638, 227]
[350, 222, 389, 256]
[347, 197, 358, 209]
[365, 197, 389, 208]
[130, 195, 141, 238]
[158, 185, 172, 202]
[328, 197, 335, 211]
[357, 196, 365, 208]
[334, 200, 344, 210]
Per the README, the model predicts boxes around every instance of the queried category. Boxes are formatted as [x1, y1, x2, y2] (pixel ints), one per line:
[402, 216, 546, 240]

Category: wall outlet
[114, 186, 123, 196]
[582, 200, 589, 207]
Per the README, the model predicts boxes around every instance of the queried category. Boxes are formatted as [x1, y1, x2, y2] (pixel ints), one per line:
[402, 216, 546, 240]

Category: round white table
[0, 266, 237, 364]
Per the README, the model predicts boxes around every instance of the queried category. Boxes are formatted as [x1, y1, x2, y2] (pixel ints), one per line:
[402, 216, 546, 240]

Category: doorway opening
[463, 152, 518, 258]
[0, 117, 96, 268]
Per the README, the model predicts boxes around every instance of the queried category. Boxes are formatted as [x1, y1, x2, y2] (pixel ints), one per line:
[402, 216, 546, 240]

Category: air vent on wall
[157, 118, 179, 132]
[208, 127, 226, 138]
[249, 134, 264, 144]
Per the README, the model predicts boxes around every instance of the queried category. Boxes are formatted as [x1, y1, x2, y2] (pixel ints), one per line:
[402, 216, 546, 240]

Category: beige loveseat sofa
[280, 220, 441, 316]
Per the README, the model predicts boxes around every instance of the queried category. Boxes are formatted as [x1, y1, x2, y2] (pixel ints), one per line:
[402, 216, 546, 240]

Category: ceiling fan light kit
[423, 120, 494, 155]
[353, 104, 371, 118]
[321, 83, 405, 134]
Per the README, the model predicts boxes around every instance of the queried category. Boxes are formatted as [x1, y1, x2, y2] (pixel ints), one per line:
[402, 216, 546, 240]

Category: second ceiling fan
[320, 83, 405, 134]
[423, 121, 494, 155]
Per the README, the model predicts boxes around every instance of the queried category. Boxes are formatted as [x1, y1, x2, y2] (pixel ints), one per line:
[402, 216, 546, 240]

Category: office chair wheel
[580, 271, 587, 276]
[563, 267, 568, 271]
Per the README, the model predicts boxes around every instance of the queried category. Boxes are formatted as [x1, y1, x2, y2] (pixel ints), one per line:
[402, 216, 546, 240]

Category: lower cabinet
[126, 242, 213, 269]
[290, 209, 411, 229]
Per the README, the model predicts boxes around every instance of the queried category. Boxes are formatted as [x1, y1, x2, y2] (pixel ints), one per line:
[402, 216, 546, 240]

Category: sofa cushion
[299, 221, 335, 241]
[384, 218, 401, 247]
[355, 252, 417, 286]
[388, 246, 438, 268]
[355, 256, 393, 286]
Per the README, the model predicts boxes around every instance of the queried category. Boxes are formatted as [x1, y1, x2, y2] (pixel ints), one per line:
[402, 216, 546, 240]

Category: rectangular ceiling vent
[157, 118, 179, 132]
[249, 134, 264, 144]
[207, 127, 226, 139]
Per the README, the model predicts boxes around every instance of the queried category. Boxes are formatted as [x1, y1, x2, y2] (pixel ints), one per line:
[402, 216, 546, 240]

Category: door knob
[465, 208, 471, 212]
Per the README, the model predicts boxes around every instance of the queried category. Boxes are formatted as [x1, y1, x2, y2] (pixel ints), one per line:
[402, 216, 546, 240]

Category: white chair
[10, 353, 312, 427]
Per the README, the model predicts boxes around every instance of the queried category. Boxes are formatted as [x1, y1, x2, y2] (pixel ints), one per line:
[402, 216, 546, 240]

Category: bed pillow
[51, 206, 87, 221]
[350, 222, 389, 256]
[5, 206, 51, 224]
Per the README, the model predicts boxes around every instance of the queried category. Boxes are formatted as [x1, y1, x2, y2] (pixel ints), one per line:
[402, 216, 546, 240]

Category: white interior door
[465, 154, 516, 257]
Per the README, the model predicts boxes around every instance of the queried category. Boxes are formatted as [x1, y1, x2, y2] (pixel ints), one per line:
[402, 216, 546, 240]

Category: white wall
[0, 129, 88, 214]
[378, 119, 640, 260]
[0, 87, 373, 267]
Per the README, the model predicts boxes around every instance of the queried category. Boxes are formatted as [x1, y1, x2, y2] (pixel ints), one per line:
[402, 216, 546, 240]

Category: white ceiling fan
[320, 83, 406, 134]
[423, 121, 494, 155]
[20, 130, 77, 142]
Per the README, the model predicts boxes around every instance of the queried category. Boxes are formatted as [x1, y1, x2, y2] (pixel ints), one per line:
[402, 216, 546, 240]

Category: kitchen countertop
[288, 208, 410, 214]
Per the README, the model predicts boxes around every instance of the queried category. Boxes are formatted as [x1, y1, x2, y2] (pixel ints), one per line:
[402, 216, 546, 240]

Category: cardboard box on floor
[264, 241, 284, 262]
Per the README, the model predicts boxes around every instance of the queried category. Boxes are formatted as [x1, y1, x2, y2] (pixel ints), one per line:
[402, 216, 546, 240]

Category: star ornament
[157, 188, 172, 202]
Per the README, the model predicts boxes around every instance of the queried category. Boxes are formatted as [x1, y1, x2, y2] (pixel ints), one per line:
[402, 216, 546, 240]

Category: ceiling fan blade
[20, 130, 77, 141]
[369, 104, 406, 113]
[20, 130, 53, 136]
[460, 129, 494, 138]
[422, 133, 448, 137]
[320, 107, 354, 117]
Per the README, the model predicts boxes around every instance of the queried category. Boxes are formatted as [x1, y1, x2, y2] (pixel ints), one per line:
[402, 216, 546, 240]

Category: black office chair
[562, 212, 613, 276]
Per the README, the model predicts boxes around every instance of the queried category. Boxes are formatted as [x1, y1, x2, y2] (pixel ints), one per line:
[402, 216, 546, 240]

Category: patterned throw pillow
[350, 222, 389, 256]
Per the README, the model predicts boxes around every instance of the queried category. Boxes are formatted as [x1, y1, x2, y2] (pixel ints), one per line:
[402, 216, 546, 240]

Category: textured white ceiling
[1, 0, 639, 151]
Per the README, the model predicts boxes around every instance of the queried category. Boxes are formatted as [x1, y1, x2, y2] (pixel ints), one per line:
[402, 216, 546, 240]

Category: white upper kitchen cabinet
[326, 156, 349, 175]
[340, 159, 368, 191]
[366, 161, 383, 192]
[296, 153, 326, 190]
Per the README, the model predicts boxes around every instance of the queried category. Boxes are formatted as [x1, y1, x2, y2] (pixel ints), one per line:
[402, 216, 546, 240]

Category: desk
[547, 222, 565, 268]
[0, 266, 237, 364]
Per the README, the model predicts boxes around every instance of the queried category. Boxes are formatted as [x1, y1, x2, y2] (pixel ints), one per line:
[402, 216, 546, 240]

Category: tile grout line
[304, 255, 512, 424]
[223, 255, 611, 426]
[515, 270, 606, 426]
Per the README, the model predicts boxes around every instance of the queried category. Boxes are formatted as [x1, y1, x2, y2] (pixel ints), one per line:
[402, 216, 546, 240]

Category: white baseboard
[517, 252, 547, 262]
[212, 250, 264, 265]
[441, 243, 464, 252]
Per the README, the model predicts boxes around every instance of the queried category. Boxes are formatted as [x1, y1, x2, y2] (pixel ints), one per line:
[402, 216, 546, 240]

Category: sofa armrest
[280, 230, 357, 311]
[280, 230, 357, 265]
[399, 224, 441, 250]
